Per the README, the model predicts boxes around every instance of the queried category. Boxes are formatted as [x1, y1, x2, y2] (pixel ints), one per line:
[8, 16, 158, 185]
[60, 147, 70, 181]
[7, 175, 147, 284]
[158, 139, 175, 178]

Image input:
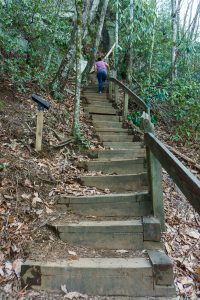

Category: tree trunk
[82, 0, 109, 81]
[171, 0, 178, 81]
[84, 0, 100, 38]
[189, 1, 200, 40]
[128, 0, 134, 84]
[49, 0, 90, 97]
[44, 0, 63, 76]
[177, 0, 182, 42]
[72, 0, 83, 138]
[149, 0, 157, 82]
[115, 0, 119, 72]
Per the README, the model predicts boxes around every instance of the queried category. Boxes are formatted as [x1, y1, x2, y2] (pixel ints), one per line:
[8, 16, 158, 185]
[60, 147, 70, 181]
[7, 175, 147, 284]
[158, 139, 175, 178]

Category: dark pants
[97, 70, 107, 92]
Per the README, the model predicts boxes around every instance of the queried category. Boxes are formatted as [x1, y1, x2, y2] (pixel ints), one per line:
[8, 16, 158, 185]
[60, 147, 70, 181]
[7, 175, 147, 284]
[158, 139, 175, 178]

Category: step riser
[83, 92, 108, 96]
[87, 100, 111, 105]
[81, 159, 146, 175]
[93, 121, 122, 128]
[96, 129, 128, 134]
[83, 96, 109, 99]
[98, 149, 146, 160]
[83, 96, 109, 100]
[57, 192, 152, 217]
[59, 230, 143, 250]
[80, 174, 148, 192]
[58, 198, 152, 217]
[85, 103, 113, 108]
[92, 115, 120, 121]
[103, 142, 144, 149]
[21, 259, 175, 297]
[99, 135, 133, 142]
[84, 107, 116, 115]
[53, 219, 161, 249]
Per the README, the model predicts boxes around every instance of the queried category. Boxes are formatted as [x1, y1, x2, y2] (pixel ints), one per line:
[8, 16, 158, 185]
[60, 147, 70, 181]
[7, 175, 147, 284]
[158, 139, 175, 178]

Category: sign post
[31, 94, 50, 152]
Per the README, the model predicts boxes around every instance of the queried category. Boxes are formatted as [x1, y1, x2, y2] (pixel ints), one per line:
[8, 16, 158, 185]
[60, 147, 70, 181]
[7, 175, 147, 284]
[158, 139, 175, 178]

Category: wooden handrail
[109, 77, 148, 112]
[145, 133, 200, 214]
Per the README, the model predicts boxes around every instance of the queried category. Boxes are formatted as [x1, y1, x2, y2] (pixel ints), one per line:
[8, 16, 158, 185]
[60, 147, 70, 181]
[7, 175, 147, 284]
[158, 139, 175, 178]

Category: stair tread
[95, 128, 128, 132]
[58, 191, 149, 201]
[52, 219, 142, 228]
[86, 158, 144, 162]
[23, 256, 151, 268]
[80, 172, 147, 178]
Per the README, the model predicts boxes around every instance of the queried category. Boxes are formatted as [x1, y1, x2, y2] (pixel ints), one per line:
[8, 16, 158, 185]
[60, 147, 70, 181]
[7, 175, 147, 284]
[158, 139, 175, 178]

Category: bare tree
[149, 0, 157, 81]
[50, 0, 91, 97]
[189, 0, 200, 40]
[128, 0, 135, 84]
[171, 0, 178, 81]
[82, 0, 110, 81]
[72, 0, 83, 138]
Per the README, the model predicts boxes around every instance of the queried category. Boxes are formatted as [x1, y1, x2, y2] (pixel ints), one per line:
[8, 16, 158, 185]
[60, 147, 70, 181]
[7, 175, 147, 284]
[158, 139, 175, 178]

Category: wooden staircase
[21, 85, 176, 298]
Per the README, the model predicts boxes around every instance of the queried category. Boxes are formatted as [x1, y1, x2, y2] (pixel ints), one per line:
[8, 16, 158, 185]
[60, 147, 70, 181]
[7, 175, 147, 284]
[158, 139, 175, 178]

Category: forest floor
[0, 80, 199, 300]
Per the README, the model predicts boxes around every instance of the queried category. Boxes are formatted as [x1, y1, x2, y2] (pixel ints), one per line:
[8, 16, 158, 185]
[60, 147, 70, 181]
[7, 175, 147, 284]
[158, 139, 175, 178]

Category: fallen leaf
[61, 285, 88, 299]
[67, 255, 79, 261]
[21, 193, 32, 200]
[186, 230, 200, 239]
[3, 195, 14, 200]
[116, 250, 129, 254]
[12, 259, 22, 277]
[61, 284, 68, 294]
[5, 261, 12, 276]
[32, 194, 43, 207]
[24, 179, 33, 188]
[195, 267, 200, 275]
[36, 209, 43, 215]
[64, 291, 88, 299]
[46, 207, 53, 214]
[68, 250, 77, 256]
[0, 267, 4, 276]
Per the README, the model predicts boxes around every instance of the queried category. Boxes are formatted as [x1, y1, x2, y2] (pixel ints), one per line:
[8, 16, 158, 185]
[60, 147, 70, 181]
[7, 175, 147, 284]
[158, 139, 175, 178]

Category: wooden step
[83, 90, 107, 94]
[79, 173, 148, 192]
[96, 128, 128, 133]
[97, 149, 146, 160]
[51, 217, 161, 248]
[21, 254, 175, 296]
[93, 121, 122, 128]
[52, 219, 144, 249]
[86, 99, 110, 104]
[57, 192, 152, 217]
[98, 133, 133, 142]
[84, 106, 116, 115]
[92, 115, 120, 121]
[78, 158, 146, 174]
[103, 141, 144, 149]
[83, 93, 108, 99]
[85, 102, 113, 108]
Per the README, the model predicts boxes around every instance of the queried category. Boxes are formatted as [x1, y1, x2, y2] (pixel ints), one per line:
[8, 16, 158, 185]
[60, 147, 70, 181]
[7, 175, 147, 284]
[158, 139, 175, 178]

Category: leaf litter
[0, 81, 199, 299]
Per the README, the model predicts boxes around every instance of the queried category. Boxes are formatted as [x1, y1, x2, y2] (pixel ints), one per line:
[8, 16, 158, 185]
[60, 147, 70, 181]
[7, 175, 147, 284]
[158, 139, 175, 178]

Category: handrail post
[109, 80, 113, 100]
[141, 113, 165, 231]
[109, 70, 116, 101]
[147, 148, 165, 231]
[115, 84, 119, 105]
[123, 92, 129, 123]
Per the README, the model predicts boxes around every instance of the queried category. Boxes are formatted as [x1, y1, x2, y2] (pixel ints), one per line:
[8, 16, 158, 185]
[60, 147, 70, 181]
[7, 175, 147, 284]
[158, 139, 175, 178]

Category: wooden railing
[108, 75, 149, 120]
[145, 131, 200, 230]
[108, 76, 200, 230]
